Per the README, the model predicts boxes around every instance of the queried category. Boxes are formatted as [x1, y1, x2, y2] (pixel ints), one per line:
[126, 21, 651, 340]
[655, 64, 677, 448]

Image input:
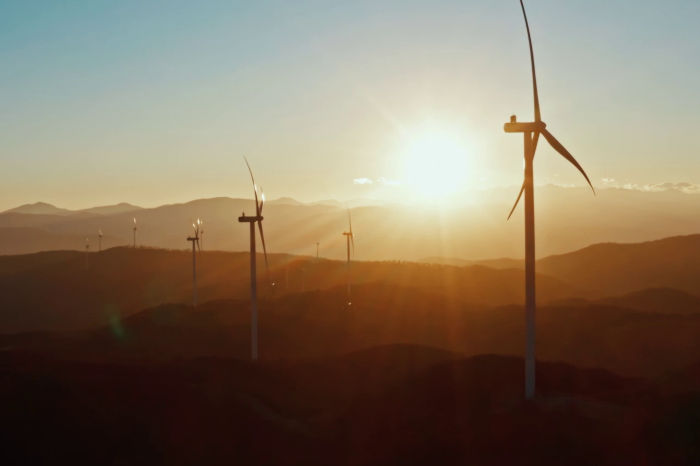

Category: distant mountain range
[3, 201, 142, 217]
[1, 186, 700, 260]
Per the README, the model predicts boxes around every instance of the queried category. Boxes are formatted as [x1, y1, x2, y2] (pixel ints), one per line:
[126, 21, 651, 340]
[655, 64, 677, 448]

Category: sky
[1, 0, 699, 210]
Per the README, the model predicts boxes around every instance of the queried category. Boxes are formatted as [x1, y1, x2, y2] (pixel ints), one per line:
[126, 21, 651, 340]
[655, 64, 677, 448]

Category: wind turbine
[187, 219, 201, 307]
[132, 217, 138, 248]
[199, 221, 204, 251]
[98, 229, 103, 252]
[505, 0, 595, 400]
[238, 157, 270, 361]
[342, 209, 354, 306]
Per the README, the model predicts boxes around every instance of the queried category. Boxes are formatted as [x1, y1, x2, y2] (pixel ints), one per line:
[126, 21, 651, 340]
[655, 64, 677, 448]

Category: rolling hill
[0, 247, 575, 333]
[2, 344, 698, 465]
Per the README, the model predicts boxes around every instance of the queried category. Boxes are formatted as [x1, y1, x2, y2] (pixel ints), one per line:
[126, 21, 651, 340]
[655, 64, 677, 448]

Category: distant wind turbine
[199, 221, 204, 251]
[132, 217, 138, 248]
[342, 209, 355, 306]
[98, 229, 103, 252]
[238, 157, 270, 361]
[187, 219, 202, 307]
[505, 0, 595, 400]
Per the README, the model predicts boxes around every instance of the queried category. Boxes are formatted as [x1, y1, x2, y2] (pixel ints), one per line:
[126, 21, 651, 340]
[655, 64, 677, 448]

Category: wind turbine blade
[541, 129, 595, 194]
[259, 189, 265, 215]
[348, 209, 352, 234]
[519, 0, 541, 122]
[196, 238, 201, 251]
[244, 157, 260, 216]
[257, 220, 269, 271]
[507, 182, 526, 220]
[351, 235, 355, 257]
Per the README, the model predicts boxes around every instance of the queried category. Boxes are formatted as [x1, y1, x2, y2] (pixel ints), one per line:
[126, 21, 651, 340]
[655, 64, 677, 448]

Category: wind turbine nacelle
[238, 214, 262, 223]
[504, 120, 546, 133]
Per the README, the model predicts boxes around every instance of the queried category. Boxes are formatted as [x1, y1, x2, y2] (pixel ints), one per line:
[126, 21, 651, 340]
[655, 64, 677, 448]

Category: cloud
[601, 178, 616, 184]
[353, 178, 373, 185]
[353, 177, 401, 187]
[620, 182, 700, 194]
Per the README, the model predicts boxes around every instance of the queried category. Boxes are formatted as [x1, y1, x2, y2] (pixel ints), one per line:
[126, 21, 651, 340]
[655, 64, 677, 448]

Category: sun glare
[399, 128, 474, 202]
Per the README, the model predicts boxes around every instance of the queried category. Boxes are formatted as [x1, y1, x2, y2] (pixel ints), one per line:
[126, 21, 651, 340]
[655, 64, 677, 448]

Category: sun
[399, 127, 474, 202]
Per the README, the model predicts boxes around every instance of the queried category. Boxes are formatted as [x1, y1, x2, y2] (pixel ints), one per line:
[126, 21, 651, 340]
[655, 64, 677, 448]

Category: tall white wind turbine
[238, 157, 270, 361]
[187, 219, 202, 307]
[505, 0, 595, 400]
[342, 209, 354, 306]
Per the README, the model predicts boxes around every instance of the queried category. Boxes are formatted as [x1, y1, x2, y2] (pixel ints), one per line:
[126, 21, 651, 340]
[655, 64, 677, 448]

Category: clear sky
[1, 0, 699, 210]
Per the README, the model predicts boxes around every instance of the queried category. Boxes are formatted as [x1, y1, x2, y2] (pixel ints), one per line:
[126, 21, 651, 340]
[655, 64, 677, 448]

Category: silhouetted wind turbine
[505, 0, 595, 400]
[187, 219, 201, 307]
[98, 229, 103, 252]
[132, 217, 138, 248]
[238, 157, 270, 361]
[199, 221, 204, 251]
[342, 209, 355, 306]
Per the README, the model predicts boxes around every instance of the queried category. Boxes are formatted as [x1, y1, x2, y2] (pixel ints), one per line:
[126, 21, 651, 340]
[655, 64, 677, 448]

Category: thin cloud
[620, 182, 700, 194]
[353, 178, 373, 185]
[353, 177, 401, 187]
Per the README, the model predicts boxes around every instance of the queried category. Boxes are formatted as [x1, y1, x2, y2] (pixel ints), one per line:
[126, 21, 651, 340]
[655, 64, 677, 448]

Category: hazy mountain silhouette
[0, 228, 99, 255]
[79, 202, 142, 216]
[537, 234, 700, 296]
[2, 202, 73, 216]
[6, 279, 700, 378]
[2, 186, 700, 259]
[426, 234, 700, 297]
[0, 248, 576, 333]
[553, 288, 700, 315]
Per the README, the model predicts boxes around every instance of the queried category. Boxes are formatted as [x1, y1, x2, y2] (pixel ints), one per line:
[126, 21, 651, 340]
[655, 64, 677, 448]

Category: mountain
[2, 202, 73, 216]
[421, 256, 524, 269]
[79, 202, 142, 216]
[537, 234, 700, 296]
[3, 343, 699, 465]
[5, 271, 700, 377]
[0, 347, 638, 465]
[554, 288, 700, 315]
[0, 227, 104, 255]
[0, 248, 576, 333]
[2, 186, 700, 259]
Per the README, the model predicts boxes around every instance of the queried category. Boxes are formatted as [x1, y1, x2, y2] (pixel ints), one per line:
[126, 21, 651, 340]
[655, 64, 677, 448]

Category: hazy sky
[1, 0, 699, 210]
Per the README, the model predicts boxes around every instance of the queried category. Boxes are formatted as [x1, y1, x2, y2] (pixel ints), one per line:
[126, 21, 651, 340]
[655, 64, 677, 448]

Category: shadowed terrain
[0, 247, 577, 333]
[2, 234, 700, 464]
[2, 344, 700, 465]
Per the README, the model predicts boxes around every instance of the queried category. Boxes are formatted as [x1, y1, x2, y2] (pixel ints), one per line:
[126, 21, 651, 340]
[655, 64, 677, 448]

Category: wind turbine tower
[505, 0, 595, 400]
[342, 209, 354, 306]
[132, 218, 138, 248]
[238, 157, 270, 361]
[187, 219, 201, 307]
[98, 229, 103, 252]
